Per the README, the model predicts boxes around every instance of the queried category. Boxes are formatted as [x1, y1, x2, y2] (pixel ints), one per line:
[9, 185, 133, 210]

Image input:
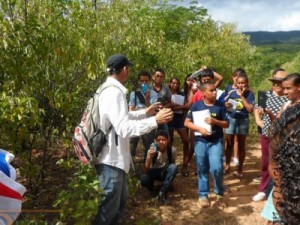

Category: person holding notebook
[184, 81, 228, 208]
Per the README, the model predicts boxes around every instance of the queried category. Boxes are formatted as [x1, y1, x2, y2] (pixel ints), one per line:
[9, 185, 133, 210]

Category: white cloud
[276, 12, 300, 31]
[173, 0, 300, 31]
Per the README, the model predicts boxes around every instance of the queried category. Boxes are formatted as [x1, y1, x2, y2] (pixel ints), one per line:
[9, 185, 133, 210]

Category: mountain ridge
[243, 30, 300, 44]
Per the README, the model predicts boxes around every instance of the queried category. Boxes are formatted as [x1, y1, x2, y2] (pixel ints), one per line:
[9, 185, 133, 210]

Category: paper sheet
[192, 109, 212, 136]
[228, 99, 238, 111]
[171, 94, 185, 105]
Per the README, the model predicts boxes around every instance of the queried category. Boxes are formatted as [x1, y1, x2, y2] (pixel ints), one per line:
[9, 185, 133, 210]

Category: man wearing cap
[252, 68, 288, 202]
[93, 54, 173, 225]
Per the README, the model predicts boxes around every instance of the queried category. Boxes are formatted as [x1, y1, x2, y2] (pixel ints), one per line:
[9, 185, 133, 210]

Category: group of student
[1, 54, 297, 225]
[129, 65, 300, 224]
[129, 67, 254, 208]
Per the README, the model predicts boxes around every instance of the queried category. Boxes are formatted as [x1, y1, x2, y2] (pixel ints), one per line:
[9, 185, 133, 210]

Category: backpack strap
[151, 147, 172, 166]
[135, 90, 146, 105]
[93, 83, 119, 136]
[89, 85, 110, 133]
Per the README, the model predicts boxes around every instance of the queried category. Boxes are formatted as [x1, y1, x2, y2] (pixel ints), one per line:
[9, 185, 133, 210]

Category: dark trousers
[140, 164, 178, 194]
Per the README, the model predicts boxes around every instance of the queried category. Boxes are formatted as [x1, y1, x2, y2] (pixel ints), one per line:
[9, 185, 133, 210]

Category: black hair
[153, 68, 165, 76]
[138, 70, 151, 80]
[199, 80, 215, 91]
[200, 68, 214, 80]
[272, 68, 285, 76]
[269, 102, 300, 225]
[232, 68, 246, 77]
[155, 130, 169, 139]
[236, 72, 249, 83]
[282, 73, 300, 86]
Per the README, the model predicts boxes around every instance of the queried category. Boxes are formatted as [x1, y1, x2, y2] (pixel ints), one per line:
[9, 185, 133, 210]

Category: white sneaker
[252, 192, 266, 202]
[253, 177, 262, 183]
[232, 157, 239, 166]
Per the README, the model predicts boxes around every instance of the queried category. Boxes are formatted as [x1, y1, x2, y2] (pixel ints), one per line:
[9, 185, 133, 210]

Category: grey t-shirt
[149, 84, 172, 105]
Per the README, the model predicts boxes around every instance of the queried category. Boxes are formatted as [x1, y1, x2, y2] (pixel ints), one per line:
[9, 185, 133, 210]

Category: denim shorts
[168, 113, 185, 129]
[226, 116, 249, 135]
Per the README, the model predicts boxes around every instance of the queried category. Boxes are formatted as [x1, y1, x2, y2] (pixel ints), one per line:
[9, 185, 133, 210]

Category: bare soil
[122, 139, 267, 225]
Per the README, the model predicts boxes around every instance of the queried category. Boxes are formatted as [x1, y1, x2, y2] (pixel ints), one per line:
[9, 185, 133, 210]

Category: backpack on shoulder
[73, 84, 116, 165]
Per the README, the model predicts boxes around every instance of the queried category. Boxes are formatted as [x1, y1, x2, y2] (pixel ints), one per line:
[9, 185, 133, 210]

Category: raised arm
[213, 71, 223, 88]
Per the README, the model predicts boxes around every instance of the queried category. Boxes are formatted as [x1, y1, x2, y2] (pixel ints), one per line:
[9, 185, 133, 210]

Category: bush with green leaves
[53, 160, 100, 225]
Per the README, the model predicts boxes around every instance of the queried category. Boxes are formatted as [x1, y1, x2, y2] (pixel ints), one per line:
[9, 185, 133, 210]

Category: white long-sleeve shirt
[95, 77, 158, 173]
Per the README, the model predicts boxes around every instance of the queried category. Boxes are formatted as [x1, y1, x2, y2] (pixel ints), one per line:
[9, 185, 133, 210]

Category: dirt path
[122, 141, 267, 225]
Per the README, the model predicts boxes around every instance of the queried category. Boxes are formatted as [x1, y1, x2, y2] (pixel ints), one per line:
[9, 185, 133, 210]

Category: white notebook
[192, 109, 212, 136]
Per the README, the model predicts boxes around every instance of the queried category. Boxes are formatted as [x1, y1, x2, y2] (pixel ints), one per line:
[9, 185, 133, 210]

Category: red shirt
[192, 90, 204, 103]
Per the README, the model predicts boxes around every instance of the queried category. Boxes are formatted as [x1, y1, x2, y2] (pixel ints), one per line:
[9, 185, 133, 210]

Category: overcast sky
[172, 0, 300, 32]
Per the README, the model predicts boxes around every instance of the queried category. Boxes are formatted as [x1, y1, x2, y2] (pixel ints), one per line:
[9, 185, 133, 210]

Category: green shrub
[53, 160, 100, 225]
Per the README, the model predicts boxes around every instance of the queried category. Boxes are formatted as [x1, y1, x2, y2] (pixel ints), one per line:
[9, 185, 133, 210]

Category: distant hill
[243, 30, 300, 45]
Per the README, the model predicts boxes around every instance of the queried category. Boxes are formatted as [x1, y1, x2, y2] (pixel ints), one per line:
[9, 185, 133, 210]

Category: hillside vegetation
[244, 31, 300, 90]
[244, 30, 300, 44]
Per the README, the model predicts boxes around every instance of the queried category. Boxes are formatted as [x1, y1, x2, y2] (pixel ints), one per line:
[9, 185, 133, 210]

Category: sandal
[215, 195, 226, 209]
[198, 197, 210, 208]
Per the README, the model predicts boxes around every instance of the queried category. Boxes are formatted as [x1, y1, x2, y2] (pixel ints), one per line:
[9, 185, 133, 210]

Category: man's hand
[145, 102, 163, 116]
[155, 108, 173, 124]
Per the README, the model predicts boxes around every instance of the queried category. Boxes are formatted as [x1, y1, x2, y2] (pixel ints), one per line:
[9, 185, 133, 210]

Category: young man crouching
[140, 130, 177, 204]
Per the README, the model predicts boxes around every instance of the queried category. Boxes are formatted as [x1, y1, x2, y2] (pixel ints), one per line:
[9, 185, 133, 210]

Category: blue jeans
[140, 164, 178, 194]
[93, 164, 127, 225]
[194, 140, 224, 198]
